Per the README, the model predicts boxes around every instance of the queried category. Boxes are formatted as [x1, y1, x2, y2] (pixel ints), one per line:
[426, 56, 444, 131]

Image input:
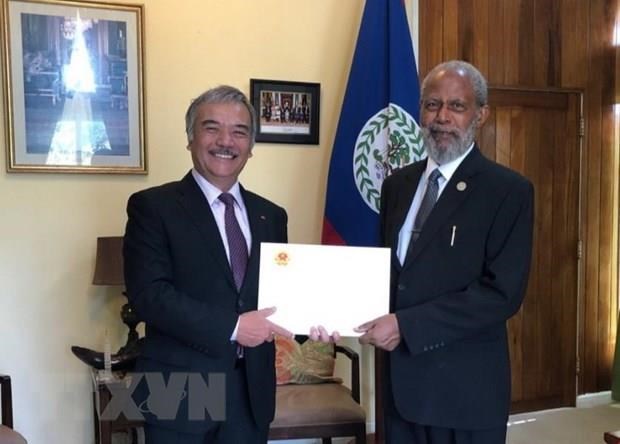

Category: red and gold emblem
[274, 251, 289, 266]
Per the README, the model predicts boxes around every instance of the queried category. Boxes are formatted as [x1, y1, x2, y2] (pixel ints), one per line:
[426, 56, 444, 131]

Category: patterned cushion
[275, 336, 341, 385]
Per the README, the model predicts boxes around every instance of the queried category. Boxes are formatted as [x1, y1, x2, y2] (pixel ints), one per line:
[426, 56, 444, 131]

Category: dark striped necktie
[218, 193, 248, 290]
[410, 168, 442, 243]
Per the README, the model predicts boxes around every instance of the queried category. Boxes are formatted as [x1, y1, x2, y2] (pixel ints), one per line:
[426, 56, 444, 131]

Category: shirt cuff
[230, 317, 240, 341]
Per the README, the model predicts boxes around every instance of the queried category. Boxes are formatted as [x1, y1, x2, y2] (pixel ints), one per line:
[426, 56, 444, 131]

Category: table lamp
[71, 236, 141, 370]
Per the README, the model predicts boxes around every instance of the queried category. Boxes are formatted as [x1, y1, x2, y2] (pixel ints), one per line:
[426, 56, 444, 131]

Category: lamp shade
[93, 236, 124, 285]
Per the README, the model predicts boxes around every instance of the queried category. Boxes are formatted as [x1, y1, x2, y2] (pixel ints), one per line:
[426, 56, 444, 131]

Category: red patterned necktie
[218, 193, 248, 290]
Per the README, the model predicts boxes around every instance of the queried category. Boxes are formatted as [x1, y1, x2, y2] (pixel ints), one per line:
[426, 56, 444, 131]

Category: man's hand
[309, 325, 341, 343]
[354, 314, 401, 351]
[237, 307, 293, 347]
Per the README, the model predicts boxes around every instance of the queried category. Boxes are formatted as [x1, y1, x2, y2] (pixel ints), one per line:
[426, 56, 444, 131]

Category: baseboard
[267, 422, 375, 444]
[576, 391, 612, 408]
[269, 437, 370, 444]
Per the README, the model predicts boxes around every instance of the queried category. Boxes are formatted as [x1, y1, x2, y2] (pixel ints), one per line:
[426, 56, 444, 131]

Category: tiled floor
[507, 403, 620, 444]
[113, 397, 620, 443]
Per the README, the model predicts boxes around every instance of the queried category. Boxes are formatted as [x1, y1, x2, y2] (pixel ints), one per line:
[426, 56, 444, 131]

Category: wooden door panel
[480, 87, 581, 412]
[419, 0, 618, 398]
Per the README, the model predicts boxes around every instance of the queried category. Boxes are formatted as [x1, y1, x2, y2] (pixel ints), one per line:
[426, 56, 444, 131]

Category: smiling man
[356, 61, 535, 443]
[123, 85, 293, 443]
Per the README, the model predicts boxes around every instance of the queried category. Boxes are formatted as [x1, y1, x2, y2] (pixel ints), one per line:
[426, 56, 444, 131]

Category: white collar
[191, 169, 243, 206]
[425, 143, 474, 183]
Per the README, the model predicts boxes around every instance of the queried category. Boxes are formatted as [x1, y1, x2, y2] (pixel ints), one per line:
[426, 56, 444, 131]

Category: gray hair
[421, 60, 488, 107]
[185, 85, 257, 145]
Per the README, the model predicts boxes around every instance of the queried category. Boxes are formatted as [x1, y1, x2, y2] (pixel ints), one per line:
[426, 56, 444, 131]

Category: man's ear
[476, 105, 490, 128]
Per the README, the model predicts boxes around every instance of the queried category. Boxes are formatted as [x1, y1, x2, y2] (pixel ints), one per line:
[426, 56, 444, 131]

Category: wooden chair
[269, 344, 366, 444]
[0, 375, 27, 444]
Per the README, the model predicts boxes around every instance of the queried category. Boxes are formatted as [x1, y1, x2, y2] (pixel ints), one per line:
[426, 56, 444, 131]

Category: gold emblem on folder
[275, 252, 290, 266]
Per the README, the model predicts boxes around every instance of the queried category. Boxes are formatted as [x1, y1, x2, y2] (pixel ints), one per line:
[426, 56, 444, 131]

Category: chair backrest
[0, 375, 28, 444]
[0, 375, 14, 428]
[269, 339, 367, 443]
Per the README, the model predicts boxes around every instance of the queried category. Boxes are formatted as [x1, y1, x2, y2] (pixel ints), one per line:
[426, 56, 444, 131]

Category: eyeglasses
[421, 99, 470, 113]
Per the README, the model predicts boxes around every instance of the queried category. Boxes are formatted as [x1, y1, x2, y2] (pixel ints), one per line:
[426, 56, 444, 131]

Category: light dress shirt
[396, 143, 474, 264]
[191, 168, 251, 341]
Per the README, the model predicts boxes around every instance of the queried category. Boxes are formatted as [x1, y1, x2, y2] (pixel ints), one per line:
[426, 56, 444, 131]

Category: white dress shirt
[396, 144, 474, 264]
[191, 169, 251, 340]
[191, 169, 252, 258]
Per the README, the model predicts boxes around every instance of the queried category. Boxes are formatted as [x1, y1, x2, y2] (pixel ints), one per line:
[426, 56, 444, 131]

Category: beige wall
[0, 1, 384, 442]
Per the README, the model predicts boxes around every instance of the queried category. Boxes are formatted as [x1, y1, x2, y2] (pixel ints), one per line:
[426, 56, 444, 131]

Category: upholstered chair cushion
[271, 383, 365, 427]
[0, 425, 27, 444]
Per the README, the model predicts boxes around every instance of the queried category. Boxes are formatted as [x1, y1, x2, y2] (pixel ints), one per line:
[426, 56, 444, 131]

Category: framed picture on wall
[250, 79, 320, 145]
[1, 0, 147, 173]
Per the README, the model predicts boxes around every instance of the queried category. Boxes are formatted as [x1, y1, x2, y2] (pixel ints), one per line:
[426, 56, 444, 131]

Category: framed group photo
[250, 79, 320, 145]
[1, 0, 146, 173]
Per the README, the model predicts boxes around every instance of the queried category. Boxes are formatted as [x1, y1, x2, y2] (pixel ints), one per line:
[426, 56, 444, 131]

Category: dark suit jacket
[380, 147, 534, 430]
[123, 171, 287, 434]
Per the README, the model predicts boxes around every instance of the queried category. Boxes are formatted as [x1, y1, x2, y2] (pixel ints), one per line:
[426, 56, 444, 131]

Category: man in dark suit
[123, 85, 294, 443]
[356, 61, 534, 443]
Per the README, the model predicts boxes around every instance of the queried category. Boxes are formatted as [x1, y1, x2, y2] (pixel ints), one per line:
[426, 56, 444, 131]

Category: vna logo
[353, 103, 425, 213]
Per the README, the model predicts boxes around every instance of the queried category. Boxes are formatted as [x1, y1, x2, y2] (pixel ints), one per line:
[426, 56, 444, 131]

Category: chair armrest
[0, 375, 13, 428]
[335, 345, 360, 403]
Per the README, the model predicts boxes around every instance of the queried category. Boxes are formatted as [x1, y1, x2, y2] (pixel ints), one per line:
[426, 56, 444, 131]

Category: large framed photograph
[250, 79, 319, 145]
[1, 0, 146, 173]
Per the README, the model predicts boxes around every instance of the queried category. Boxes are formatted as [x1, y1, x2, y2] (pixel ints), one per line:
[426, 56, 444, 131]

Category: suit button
[398, 284, 406, 291]
[423, 346, 428, 352]
[237, 299, 244, 308]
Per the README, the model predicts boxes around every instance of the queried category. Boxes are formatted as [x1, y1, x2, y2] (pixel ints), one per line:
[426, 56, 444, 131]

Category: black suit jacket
[123, 171, 287, 434]
[380, 147, 534, 430]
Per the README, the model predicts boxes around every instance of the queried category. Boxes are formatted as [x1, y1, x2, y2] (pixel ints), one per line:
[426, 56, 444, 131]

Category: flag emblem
[353, 103, 424, 213]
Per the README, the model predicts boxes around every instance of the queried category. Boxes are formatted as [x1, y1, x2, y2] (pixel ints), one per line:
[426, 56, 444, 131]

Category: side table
[92, 370, 144, 444]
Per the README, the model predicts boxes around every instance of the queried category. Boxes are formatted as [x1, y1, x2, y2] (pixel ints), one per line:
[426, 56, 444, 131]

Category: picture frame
[250, 79, 320, 145]
[1, 0, 146, 173]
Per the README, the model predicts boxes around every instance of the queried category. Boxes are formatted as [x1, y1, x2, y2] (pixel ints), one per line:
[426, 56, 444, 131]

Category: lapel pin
[456, 181, 467, 192]
[260, 215, 267, 220]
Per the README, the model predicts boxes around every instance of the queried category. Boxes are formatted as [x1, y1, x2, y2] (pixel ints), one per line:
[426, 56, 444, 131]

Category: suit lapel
[389, 162, 426, 269]
[403, 147, 487, 268]
[176, 173, 236, 289]
[242, 187, 267, 292]
[393, 162, 426, 239]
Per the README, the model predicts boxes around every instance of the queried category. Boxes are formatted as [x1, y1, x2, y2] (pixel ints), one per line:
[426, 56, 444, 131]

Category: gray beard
[422, 120, 477, 165]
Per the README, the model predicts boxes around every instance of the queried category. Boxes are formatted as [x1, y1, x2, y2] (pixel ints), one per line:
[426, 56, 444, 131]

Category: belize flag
[321, 0, 424, 247]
